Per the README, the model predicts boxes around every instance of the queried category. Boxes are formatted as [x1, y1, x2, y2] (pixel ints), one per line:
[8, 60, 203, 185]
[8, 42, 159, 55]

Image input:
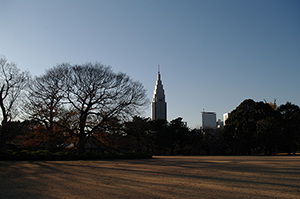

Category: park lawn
[0, 156, 299, 199]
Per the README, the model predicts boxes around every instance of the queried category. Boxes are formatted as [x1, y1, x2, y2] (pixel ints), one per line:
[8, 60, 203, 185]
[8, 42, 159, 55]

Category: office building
[151, 67, 167, 120]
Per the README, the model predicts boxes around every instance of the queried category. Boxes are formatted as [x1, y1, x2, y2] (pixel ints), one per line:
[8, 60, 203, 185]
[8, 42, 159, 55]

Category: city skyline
[1, 0, 299, 127]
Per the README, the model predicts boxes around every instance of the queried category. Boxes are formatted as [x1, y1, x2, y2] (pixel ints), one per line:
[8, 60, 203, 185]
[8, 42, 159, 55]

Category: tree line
[0, 56, 148, 154]
[223, 99, 300, 155]
[0, 56, 299, 155]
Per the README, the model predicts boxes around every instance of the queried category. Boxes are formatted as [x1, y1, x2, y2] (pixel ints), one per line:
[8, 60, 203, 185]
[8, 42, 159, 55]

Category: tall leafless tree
[28, 63, 149, 154]
[65, 63, 149, 154]
[0, 56, 30, 151]
[24, 65, 67, 150]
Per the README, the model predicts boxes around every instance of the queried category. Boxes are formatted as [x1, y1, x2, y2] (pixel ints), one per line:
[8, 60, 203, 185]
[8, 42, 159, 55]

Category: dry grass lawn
[0, 156, 299, 199]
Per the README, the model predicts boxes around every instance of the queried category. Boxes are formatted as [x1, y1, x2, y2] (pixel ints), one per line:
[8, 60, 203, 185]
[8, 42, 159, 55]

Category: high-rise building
[223, 113, 230, 126]
[201, 112, 216, 129]
[151, 67, 167, 120]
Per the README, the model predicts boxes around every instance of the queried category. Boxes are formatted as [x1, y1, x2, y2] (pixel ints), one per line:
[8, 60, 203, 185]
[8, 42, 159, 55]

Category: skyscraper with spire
[151, 66, 167, 120]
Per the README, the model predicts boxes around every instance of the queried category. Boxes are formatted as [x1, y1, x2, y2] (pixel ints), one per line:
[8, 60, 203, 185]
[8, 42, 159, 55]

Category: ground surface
[0, 156, 299, 199]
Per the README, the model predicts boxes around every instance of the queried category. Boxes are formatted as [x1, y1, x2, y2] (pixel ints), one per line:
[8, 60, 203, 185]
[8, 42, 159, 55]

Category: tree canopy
[25, 63, 149, 154]
[223, 99, 300, 155]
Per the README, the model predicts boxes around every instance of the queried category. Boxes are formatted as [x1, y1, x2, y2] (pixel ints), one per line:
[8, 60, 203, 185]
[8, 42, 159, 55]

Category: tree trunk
[78, 132, 86, 155]
[0, 121, 8, 152]
[77, 113, 88, 155]
[0, 95, 7, 152]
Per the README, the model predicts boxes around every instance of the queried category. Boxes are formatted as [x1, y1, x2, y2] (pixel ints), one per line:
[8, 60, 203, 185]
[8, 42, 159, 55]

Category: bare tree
[0, 56, 30, 151]
[63, 63, 149, 154]
[28, 63, 149, 154]
[24, 65, 67, 150]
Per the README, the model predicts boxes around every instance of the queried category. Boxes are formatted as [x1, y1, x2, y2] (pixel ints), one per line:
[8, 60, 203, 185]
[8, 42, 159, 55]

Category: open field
[0, 156, 299, 199]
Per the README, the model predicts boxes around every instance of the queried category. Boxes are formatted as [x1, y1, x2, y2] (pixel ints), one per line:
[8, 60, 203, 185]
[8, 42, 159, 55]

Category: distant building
[201, 112, 216, 129]
[223, 113, 230, 126]
[216, 119, 223, 129]
[151, 67, 167, 120]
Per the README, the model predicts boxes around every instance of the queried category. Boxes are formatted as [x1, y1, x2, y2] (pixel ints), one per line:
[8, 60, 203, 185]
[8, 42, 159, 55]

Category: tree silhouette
[278, 102, 300, 154]
[0, 56, 29, 151]
[25, 66, 66, 151]
[223, 99, 275, 154]
[26, 63, 148, 154]
[124, 116, 151, 153]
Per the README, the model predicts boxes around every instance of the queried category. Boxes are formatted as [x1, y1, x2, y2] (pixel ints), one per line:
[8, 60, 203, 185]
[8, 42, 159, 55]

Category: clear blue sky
[1, 0, 299, 128]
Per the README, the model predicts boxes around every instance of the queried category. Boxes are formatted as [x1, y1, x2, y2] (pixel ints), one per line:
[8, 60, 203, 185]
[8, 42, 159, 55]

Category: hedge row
[0, 150, 152, 161]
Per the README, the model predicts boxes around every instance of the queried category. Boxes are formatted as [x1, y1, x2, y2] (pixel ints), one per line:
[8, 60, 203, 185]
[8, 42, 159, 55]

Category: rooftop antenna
[158, 65, 160, 74]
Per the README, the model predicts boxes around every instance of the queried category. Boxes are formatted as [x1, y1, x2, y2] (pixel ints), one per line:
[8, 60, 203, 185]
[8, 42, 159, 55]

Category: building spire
[157, 65, 161, 81]
[151, 65, 167, 120]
